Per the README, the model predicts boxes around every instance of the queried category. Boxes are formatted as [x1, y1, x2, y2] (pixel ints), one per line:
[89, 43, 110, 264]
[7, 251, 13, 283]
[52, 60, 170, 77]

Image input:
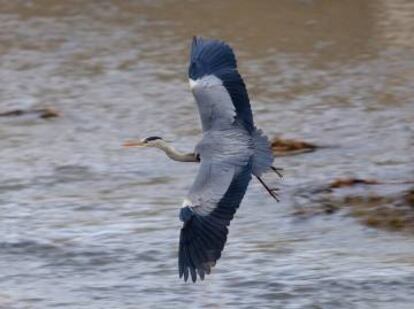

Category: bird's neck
[157, 142, 198, 162]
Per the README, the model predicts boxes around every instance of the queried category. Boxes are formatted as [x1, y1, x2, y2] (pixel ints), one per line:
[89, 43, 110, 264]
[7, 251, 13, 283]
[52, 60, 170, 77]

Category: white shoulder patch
[181, 198, 192, 208]
[189, 75, 223, 90]
[189, 79, 198, 89]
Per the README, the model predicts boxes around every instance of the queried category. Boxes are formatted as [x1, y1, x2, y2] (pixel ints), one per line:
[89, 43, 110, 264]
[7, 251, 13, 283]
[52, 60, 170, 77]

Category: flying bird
[124, 37, 281, 282]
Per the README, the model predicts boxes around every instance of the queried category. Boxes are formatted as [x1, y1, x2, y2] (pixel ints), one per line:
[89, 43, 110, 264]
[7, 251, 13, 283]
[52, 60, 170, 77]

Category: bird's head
[123, 136, 166, 149]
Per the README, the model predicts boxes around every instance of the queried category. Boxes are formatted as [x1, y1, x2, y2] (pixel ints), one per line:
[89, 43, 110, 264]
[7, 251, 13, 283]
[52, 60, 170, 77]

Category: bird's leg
[255, 176, 280, 202]
[271, 166, 283, 178]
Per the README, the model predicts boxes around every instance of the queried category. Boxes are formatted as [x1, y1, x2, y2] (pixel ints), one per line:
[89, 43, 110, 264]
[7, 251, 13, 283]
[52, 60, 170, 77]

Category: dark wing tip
[178, 216, 226, 283]
[189, 36, 237, 80]
[191, 35, 198, 53]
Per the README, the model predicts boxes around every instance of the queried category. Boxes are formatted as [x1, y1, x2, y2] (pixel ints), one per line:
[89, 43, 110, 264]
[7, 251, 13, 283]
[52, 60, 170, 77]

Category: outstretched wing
[178, 159, 252, 282]
[188, 37, 254, 133]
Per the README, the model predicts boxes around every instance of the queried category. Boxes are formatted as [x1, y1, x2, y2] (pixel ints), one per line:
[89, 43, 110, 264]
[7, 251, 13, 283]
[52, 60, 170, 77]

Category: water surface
[1, 1, 414, 308]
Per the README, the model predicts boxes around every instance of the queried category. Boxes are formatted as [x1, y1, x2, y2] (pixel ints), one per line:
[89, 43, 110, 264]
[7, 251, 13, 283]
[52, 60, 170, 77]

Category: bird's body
[125, 37, 280, 282]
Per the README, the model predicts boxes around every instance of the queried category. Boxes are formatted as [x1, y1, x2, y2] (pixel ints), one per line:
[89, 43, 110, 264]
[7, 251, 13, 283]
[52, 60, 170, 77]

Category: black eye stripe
[144, 136, 162, 142]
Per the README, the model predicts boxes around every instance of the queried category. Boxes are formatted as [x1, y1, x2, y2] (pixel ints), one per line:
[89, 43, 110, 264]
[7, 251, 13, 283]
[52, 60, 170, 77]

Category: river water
[1, 1, 414, 308]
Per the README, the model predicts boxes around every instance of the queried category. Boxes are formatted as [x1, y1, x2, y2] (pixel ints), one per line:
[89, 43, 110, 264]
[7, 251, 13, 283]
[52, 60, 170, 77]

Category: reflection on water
[1, 0, 414, 308]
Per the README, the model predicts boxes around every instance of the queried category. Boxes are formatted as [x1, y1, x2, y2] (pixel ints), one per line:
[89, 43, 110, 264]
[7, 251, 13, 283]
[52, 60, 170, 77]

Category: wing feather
[178, 160, 252, 282]
[189, 37, 254, 133]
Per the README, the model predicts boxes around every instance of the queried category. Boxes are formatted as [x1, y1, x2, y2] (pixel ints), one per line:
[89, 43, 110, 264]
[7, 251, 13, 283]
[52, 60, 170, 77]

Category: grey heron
[125, 37, 281, 282]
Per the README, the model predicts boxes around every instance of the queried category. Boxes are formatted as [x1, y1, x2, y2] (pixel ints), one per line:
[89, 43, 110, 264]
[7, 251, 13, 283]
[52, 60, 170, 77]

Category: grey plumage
[178, 37, 276, 282]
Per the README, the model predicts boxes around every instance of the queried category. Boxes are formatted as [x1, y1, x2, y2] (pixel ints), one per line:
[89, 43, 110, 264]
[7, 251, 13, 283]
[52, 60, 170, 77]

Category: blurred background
[1, 0, 414, 308]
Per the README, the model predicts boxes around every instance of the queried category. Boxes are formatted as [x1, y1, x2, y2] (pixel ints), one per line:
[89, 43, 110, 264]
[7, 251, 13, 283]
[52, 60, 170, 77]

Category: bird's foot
[256, 176, 280, 202]
[271, 166, 283, 178]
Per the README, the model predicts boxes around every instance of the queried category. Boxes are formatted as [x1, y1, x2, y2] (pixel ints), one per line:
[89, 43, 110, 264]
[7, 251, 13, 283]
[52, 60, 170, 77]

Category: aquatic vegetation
[328, 178, 380, 188]
[271, 137, 318, 156]
[293, 179, 414, 233]
[0, 107, 60, 119]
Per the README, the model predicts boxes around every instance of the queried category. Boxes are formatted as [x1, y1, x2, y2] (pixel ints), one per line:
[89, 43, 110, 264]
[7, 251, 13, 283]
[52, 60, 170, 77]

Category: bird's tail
[252, 128, 274, 177]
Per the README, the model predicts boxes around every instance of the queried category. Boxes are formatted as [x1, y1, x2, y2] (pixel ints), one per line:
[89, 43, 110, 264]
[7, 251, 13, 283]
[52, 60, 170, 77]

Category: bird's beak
[122, 139, 146, 148]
